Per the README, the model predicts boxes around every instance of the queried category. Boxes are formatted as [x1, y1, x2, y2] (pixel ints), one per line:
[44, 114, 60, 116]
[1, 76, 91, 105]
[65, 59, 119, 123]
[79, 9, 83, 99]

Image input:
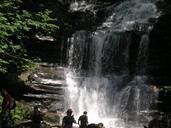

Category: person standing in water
[62, 109, 76, 128]
[78, 111, 88, 128]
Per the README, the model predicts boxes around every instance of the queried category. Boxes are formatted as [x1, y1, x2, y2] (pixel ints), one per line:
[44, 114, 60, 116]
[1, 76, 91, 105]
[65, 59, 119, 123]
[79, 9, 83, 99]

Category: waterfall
[64, 0, 160, 127]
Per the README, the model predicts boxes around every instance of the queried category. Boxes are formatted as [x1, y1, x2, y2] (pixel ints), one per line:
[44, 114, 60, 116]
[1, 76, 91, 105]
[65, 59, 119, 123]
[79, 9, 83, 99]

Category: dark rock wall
[148, 0, 171, 85]
[24, 0, 114, 65]
[148, 1, 171, 127]
[24, 40, 61, 63]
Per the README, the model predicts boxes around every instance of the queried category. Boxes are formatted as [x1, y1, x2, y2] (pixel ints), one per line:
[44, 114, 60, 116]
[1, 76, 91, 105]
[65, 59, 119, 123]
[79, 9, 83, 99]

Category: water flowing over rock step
[22, 93, 64, 101]
[30, 84, 66, 94]
[32, 80, 67, 87]
[27, 83, 66, 94]
[24, 64, 66, 111]
[33, 71, 65, 80]
[28, 87, 64, 95]
[33, 64, 66, 80]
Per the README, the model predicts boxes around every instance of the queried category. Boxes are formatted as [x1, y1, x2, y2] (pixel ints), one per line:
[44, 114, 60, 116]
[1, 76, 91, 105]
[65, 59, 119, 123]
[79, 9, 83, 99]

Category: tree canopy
[0, 0, 58, 74]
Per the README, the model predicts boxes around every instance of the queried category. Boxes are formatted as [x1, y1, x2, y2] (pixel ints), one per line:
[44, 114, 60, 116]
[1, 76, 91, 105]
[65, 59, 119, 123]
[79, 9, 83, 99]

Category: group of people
[62, 109, 88, 128]
[28, 107, 88, 128]
[0, 89, 94, 128]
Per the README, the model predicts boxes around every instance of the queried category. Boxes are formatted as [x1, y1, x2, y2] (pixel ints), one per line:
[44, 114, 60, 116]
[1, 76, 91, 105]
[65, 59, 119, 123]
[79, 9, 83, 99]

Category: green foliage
[0, 95, 31, 123]
[0, 0, 58, 74]
[11, 102, 31, 123]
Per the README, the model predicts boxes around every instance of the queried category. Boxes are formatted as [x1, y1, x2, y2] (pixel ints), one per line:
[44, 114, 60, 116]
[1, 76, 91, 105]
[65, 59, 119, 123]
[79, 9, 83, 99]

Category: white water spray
[65, 0, 160, 127]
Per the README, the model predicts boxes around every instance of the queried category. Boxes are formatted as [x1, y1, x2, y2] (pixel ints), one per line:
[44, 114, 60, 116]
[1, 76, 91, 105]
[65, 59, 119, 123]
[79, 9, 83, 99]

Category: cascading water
[64, 0, 160, 127]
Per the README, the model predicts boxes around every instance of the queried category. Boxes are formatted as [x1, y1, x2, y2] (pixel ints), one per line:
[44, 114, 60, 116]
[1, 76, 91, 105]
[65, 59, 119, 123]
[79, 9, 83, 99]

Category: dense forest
[0, 0, 59, 74]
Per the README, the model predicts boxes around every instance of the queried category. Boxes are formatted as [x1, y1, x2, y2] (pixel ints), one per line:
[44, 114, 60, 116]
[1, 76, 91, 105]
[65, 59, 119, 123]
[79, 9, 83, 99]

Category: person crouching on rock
[62, 109, 76, 128]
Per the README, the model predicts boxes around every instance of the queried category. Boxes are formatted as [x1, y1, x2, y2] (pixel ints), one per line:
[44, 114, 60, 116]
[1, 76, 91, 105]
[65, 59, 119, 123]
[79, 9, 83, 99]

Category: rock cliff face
[147, 1, 171, 127]
[24, 0, 171, 85]
[148, 0, 171, 85]
[24, 0, 112, 63]
[23, 0, 128, 64]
